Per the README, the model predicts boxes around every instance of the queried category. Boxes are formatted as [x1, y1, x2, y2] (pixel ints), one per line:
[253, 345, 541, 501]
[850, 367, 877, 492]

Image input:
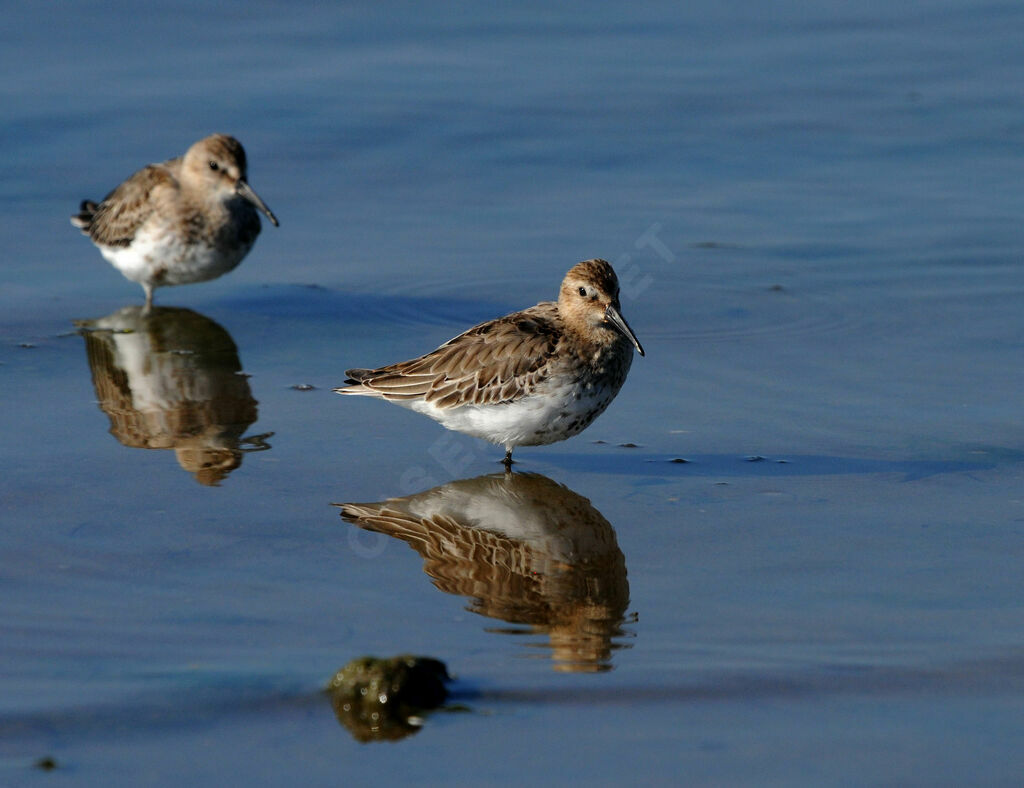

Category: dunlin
[335, 259, 644, 465]
[71, 134, 278, 309]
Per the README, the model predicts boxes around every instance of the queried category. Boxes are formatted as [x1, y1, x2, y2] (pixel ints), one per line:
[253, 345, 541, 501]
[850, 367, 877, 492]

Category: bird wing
[79, 162, 179, 247]
[342, 303, 562, 408]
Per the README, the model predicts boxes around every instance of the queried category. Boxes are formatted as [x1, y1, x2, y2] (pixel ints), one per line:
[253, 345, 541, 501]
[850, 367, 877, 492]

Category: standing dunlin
[71, 134, 278, 309]
[335, 259, 644, 465]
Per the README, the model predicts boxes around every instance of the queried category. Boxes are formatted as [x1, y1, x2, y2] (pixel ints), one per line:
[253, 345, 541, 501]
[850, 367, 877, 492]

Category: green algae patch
[326, 656, 450, 742]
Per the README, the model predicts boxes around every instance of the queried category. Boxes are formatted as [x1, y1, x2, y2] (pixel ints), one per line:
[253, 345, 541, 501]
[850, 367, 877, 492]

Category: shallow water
[4, 2, 1024, 784]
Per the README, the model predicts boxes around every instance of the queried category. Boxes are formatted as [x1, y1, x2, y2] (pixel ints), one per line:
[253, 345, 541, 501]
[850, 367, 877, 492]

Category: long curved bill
[236, 178, 279, 226]
[605, 304, 645, 356]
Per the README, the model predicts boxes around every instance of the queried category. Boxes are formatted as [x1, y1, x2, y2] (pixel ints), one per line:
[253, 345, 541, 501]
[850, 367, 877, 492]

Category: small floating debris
[19, 342, 36, 348]
[291, 383, 316, 391]
[34, 756, 58, 771]
[745, 455, 766, 462]
[618, 442, 640, 448]
[326, 655, 451, 742]
[591, 439, 607, 444]
[669, 457, 690, 464]
[768, 284, 786, 292]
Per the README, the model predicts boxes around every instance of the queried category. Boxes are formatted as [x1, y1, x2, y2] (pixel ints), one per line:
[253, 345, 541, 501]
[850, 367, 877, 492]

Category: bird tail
[333, 368, 375, 395]
[344, 368, 374, 382]
[70, 200, 99, 231]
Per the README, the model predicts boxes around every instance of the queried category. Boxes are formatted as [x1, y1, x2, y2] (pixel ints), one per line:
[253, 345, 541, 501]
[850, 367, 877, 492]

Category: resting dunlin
[71, 134, 278, 309]
[335, 259, 644, 465]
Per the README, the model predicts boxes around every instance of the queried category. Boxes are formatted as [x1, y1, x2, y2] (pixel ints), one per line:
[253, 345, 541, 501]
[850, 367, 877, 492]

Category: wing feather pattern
[339, 303, 562, 407]
[73, 162, 179, 247]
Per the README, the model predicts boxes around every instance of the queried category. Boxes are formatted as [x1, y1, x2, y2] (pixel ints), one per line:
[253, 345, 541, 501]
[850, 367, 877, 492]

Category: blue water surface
[2, 2, 1024, 785]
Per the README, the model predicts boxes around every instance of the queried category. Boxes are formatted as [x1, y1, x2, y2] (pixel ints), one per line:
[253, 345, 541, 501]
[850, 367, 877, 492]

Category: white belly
[408, 378, 620, 449]
[100, 224, 252, 288]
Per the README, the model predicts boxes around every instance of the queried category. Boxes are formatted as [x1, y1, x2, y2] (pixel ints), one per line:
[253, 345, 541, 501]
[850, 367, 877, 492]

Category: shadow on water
[3, 650, 1023, 747]
[468, 650, 1024, 705]
[220, 283, 512, 331]
[546, 451, 1002, 481]
[75, 305, 273, 486]
[337, 471, 633, 674]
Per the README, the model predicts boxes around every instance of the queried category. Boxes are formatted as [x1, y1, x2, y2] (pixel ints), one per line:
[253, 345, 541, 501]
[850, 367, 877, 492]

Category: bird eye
[578, 287, 587, 297]
[208, 161, 219, 171]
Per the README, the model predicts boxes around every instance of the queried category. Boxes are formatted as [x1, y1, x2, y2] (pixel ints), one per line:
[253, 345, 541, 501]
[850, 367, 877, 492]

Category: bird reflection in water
[339, 471, 632, 672]
[77, 305, 272, 485]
